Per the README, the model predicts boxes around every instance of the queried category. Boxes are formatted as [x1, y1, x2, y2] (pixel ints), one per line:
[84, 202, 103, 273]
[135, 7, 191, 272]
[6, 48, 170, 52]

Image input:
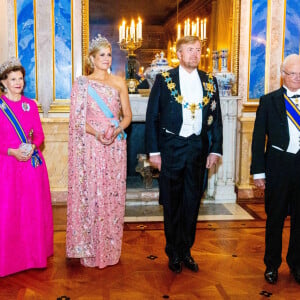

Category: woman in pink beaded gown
[67, 34, 132, 268]
[0, 58, 53, 277]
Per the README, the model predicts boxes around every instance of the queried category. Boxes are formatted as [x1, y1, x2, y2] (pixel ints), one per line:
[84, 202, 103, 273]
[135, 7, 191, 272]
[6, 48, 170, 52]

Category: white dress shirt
[178, 66, 203, 137]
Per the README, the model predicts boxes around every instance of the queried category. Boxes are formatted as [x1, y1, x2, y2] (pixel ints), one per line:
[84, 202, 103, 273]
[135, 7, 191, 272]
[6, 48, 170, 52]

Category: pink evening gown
[67, 77, 127, 269]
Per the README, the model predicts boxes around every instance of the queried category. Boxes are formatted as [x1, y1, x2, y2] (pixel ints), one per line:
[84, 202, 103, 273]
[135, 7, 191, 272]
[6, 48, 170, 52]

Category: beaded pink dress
[67, 77, 127, 268]
[0, 95, 53, 277]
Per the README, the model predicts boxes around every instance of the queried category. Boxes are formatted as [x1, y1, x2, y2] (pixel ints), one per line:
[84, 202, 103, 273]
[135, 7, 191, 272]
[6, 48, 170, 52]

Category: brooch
[210, 100, 217, 111]
[22, 102, 30, 112]
[0, 102, 7, 110]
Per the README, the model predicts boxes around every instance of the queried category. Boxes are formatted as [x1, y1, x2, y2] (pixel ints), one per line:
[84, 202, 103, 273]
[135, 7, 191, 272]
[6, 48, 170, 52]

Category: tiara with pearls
[89, 34, 110, 52]
[0, 57, 22, 76]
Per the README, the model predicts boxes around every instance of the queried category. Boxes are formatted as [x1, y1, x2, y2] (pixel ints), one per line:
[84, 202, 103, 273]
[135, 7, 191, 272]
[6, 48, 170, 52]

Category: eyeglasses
[282, 70, 300, 78]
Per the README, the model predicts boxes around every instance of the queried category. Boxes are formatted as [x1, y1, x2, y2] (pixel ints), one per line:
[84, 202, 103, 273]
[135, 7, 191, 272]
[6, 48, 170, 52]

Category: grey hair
[281, 54, 300, 71]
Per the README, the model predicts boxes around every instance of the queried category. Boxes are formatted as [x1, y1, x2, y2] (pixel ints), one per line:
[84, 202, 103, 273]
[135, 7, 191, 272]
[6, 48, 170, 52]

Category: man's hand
[206, 153, 220, 169]
[149, 154, 161, 171]
[254, 178, 265, 190]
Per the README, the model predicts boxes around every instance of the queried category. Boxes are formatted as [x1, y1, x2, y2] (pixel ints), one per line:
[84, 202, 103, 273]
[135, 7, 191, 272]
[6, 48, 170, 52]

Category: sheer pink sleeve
[66, 76, 93, 256]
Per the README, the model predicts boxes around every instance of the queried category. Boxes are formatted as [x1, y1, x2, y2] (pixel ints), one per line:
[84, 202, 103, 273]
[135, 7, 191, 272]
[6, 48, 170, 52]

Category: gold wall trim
[282, 0, 287, 61]
[14, 0, 40, 105]
[33, 0, 38, 102]
[52, 0, 55, 103]
[71, 0, 74, 83]
[49, 99, 71, 113]
[231, 0, 240, 96]
[247, 0, 253, 101]
[50, 0, 74, 112]
[242, 102, 258, 113]
[14, 0, 18, 57]
[264, 0, 271, 94]
[82, 0, 89, 75]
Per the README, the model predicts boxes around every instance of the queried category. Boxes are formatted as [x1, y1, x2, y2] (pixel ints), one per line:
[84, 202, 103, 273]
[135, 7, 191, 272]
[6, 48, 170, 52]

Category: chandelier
[118, 17, 143, 93]
[177, 18, 207, 45]
[168, 14, 208, 67]
[118, 17, 142, 55]
[174, 0, 208, 47]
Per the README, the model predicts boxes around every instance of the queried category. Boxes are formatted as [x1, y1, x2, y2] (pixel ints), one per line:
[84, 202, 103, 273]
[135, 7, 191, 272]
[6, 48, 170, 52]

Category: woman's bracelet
[117, 125, 124, 139]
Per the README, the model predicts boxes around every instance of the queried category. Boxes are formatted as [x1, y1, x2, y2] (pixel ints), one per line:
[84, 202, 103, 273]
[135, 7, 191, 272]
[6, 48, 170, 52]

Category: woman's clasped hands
[95, 124, 121, 145]
[9, 143, 35, 161]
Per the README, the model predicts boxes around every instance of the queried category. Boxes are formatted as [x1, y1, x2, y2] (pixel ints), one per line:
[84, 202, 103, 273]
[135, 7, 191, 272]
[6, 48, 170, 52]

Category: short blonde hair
[176, 36, 201, 52]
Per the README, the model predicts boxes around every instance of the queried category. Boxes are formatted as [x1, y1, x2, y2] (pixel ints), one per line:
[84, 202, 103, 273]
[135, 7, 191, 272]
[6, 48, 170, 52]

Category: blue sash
[284, 94, 300, 131]
[0, 96, 42, 167]
[88, 85, 126, 140]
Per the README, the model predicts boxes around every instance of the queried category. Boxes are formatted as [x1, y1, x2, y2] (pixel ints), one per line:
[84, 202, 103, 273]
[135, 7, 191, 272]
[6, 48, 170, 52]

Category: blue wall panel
[54, 0, 72, 99]
[249, 0, 268, 99]
[284, 0, 300, 57]
[17, 0, 36, 99]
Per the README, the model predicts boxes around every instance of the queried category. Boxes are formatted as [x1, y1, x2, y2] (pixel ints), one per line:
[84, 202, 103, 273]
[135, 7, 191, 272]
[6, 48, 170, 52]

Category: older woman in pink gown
[67, 34, 132, 268]
[0, 58, 53, 277]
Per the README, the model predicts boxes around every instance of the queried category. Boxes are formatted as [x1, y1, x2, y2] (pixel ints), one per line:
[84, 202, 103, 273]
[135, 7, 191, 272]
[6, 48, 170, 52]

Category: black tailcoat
[251, 86, 300, 270]
[145, 67, 223, 260]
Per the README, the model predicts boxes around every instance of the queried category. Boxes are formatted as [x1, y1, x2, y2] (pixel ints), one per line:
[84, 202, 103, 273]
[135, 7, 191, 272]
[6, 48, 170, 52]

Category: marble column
[0, 0, 15, 62]
[206, 96, 239, 203]
[266, 0, 285, 92]
[36, 0, 53, 114]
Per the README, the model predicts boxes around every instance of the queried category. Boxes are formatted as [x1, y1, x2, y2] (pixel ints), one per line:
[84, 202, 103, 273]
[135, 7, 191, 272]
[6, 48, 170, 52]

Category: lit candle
[126, 26, 129, 41]
[122, 20, 126, 40]
[196, 18, 199, 37]
[177, 24, 181, 40]
[204, 18, 207, 39]
[138, 17, 142, 40]
[136, 17, 142, 40]
[192, 22, 197, 36]
[136, 23, 139, 42]
[119, 25, 122, 43]
[187, 19, 190, 36]
[130, 19, 135, 40]
[201, 19, 203, 40]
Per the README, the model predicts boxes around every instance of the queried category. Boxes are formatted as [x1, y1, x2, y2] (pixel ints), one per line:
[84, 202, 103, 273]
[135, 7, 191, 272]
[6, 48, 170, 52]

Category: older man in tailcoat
[251, 54, 300, 284]
[145, 36, 223, 273]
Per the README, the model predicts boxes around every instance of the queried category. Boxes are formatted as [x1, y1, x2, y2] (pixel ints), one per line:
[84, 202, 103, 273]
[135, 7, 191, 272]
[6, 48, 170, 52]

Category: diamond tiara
[0, 57, 22, 76]
[89, 34, 110, 52]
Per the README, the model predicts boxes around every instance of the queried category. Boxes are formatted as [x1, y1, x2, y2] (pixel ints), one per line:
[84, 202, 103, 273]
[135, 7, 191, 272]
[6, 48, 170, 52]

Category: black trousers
[159, 132, 208, 260]
[264, 147, 300, 269]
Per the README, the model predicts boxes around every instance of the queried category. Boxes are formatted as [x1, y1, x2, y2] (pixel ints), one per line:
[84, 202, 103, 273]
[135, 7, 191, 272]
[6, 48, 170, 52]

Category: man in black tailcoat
[251, 54, 300, 284]
[145, 36, 223, 273]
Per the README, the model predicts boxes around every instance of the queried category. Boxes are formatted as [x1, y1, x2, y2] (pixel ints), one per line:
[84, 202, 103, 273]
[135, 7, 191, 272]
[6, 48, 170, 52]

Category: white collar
[284, 85, 300, 97]
[179, 65, 198, 78]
